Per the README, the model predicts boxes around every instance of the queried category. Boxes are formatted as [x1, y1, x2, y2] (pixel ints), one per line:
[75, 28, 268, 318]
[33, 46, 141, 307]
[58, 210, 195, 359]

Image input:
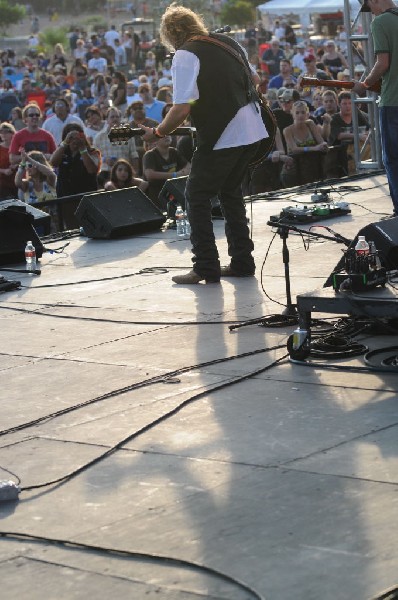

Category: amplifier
[0, 199, 51, 236]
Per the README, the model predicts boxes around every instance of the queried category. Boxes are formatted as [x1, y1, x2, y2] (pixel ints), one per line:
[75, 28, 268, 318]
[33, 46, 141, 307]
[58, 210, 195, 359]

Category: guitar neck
[108, 124, 195, 144]
[300, 76, 381, 94]
[301, 77, 354, 90]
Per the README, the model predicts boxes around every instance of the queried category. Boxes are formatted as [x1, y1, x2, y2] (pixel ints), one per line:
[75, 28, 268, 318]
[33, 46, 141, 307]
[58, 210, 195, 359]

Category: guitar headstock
[108, 124, 134, 145]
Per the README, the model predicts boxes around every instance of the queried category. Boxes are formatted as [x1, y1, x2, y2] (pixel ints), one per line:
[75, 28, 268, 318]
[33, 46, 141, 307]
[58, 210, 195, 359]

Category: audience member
[143, 135, 190, 208]
[261, 39, 285, 76]
[94, 106, 139, 186]
[50, 122, 100, 197]
[104, 158, 148, 192]
[0, 121, 18, 199]
[110, 70, 127, 112]
[322, 41, 348, 80]
[42, 97, 83, 145]
[268, 59, 297, 90]
[83, 105, 106, 143]
[138, 83, 165, 122]
[9, 103, 57, 165]
[15, 148, 57, 204]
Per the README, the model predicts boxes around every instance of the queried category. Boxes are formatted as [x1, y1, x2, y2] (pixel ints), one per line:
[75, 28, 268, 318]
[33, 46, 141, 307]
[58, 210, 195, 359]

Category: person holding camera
[50, 122, 100, 197]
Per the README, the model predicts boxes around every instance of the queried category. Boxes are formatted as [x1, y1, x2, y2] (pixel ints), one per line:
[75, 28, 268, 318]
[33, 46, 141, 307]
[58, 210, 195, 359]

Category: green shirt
[371, 11, 398, 106]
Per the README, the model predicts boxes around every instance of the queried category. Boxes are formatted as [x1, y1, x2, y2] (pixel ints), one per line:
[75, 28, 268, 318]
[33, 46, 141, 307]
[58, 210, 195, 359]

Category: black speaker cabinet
[0, 206, 44, 265]
[325, 217, 398, 286]
[0, 198, 51, 236]
[75, 187, 166, 239]
[159, 176, 222, 217]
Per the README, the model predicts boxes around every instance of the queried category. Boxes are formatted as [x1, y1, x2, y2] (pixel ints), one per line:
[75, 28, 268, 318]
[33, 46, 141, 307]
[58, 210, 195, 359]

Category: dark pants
[380, 106, 398, 215]
[185, 141, 260, 280]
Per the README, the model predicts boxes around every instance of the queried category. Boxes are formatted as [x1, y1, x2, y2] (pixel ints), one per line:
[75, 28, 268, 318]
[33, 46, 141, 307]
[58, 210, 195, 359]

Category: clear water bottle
[183, 209, 191, 239]
[25, 240, 36, 272]
[175, 205, 185, 239]
[355, 235, 369, 256]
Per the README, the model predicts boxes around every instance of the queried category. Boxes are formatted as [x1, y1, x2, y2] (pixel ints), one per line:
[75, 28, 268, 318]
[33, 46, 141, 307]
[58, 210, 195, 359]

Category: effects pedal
[270, 202, 351, 224]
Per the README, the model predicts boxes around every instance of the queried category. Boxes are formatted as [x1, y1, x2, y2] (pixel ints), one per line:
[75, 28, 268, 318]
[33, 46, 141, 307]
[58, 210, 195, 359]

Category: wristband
[153, 127, 165, 138]
[80, 148, 88, 155]
[19, 162, 26, 167]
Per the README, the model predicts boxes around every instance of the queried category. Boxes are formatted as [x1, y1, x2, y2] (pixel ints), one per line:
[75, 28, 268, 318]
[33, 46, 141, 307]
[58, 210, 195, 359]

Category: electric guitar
[300, 76, 381, 94]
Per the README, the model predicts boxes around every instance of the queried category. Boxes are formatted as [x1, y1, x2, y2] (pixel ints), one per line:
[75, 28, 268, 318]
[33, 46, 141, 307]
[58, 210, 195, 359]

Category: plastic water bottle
[183, 209, 190, 239]
[175, 205, 185, 239]
[25, 241, 36, 272]
[355, 235, 370, 256]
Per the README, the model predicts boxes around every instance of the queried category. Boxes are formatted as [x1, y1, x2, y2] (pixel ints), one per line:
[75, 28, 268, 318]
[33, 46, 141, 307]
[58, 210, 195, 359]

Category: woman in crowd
[14, 149, 57, 204]
[104, 158, 148, 192]
[10, 106, 24, 130]
[110, 71, 127, 113]
[50, 122, 100, 197]
[52, 43, 67, 68]
[84, 105, 106, 144]
[0, 121, 18, 199]
[281, 100, 328, 187]
[91, 73, 109, 104]
[322, 41, 348, 80]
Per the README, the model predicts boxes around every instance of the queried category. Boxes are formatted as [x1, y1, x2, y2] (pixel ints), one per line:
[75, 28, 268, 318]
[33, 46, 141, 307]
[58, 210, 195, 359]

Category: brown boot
[172, 270, 220, 284]
[220, 265, 255, 277]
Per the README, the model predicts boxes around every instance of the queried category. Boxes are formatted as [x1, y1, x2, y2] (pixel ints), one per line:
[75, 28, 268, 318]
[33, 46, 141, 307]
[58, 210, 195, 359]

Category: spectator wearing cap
[138, 84, 165, 122]
[322, 41, 348, 80]
[125, 100, 159, 175]
[337, 68, 351, 82]
[272, 88, 301, 151]
[268, 58, 297, 90]
[261, 39, 285, 77]
[87, 48, 107, 75]
[42, 97, 84, 145]
[157, 75, 172, 88]
[354, 63, 366, 81]
[292, 43, 307, 75]
[298, 53, 331, 106]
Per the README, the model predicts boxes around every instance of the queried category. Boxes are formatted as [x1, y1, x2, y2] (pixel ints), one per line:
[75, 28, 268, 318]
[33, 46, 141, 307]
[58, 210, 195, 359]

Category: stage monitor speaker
[159, 176, 222, 217]
[325, 216, 398, 286]
[75, 187, 166, 239]
[0, 198, 51, 236]
[0, 206, 44, 265]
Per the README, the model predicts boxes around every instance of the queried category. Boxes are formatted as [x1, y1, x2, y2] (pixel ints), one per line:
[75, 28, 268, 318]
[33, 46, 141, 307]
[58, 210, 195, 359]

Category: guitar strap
[385, 7, 398, 15]
[189, 34, 260, 108]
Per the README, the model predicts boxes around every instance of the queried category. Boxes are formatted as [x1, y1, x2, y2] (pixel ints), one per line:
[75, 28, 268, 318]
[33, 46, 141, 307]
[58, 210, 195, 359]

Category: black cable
[289, 357, 398, 374]
[0, 465, 21, 485]
[0, 533, 265, 600]
[364, 346, 398, 371]
[21, 353, 289, 492]
[0, 344, 287, 439]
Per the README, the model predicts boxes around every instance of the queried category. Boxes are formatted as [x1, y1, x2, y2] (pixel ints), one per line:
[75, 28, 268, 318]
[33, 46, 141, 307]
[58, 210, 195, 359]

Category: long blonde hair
[160, 3, 208, 50]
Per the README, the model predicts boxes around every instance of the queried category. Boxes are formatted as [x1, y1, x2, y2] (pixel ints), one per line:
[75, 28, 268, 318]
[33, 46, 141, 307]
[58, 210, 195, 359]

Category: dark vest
[180, 34, 252, 150]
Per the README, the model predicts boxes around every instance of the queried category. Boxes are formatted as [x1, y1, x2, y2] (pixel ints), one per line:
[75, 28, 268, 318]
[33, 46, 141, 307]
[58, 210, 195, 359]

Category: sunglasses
[27, 113, 40, 117]
[0, 129, 13, 133]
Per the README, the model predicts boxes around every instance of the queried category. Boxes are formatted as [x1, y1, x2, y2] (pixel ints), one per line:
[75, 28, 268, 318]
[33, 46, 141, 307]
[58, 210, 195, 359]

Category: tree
[0, 0, 25, 34]
[220, 0, 255, 28]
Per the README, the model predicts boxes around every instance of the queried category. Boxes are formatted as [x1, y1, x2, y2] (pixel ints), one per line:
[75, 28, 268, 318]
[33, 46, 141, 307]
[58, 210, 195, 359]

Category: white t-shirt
[104, 29, 120, 49]
[172, 49, 268, 150]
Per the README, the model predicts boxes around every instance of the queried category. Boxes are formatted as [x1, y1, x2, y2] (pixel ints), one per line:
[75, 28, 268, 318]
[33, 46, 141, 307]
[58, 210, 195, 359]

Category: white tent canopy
[258, 0, 359, 28]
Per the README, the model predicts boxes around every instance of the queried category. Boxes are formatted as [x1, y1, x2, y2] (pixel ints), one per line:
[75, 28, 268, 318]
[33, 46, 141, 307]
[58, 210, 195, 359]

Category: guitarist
[141, 3, 269, 284]
[353, 0, 398, 216]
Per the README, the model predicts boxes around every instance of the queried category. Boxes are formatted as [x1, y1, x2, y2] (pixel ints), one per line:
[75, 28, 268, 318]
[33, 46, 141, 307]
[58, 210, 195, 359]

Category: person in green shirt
[354, 0, 398, 215]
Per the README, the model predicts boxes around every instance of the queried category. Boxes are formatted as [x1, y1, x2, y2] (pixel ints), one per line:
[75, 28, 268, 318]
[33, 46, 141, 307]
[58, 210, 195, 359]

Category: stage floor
[1, 172, 398, 600]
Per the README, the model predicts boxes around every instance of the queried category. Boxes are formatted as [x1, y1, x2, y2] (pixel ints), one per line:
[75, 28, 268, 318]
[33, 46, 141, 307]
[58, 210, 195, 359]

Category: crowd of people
[0, 14, 372, 225]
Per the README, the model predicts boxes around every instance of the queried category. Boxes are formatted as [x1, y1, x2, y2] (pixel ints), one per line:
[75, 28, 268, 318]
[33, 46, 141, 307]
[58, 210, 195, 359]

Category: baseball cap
[296, 43, 305, 49]
[303, 53, 316, 62]
[359, 0, 371, 12]
[280, 89, 300, 102]
[277, 86, 287, 97]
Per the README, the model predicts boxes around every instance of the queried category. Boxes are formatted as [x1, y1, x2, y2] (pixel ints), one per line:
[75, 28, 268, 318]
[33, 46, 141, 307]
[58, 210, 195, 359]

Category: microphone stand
[229, 221, 350, 331]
